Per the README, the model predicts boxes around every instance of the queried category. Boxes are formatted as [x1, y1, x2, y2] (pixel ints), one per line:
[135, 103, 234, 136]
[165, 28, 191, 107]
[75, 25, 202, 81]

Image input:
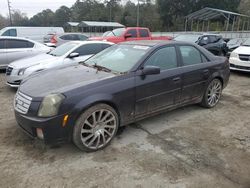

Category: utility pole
[7, 0, 12, 26]
[137, 0, 140, 27]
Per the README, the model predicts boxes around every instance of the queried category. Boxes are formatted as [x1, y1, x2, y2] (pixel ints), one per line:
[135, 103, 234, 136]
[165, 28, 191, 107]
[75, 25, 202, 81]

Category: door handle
[203, 69, 209, 75]
[172, 77, 181, 83]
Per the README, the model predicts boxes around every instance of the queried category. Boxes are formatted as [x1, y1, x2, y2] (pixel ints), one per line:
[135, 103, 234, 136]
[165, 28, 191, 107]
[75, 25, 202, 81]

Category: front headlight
[18, 68, 26, 76]
[230, 52, 239, 58]
[38, 94, 65, 117]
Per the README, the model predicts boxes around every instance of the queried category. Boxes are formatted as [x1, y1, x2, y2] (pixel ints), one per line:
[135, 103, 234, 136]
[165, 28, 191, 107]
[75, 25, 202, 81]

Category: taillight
[50, 35, 57, 44]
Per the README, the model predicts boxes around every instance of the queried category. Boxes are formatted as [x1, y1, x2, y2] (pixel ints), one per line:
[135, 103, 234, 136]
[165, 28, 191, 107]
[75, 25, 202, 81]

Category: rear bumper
[15, 111, 71, 144]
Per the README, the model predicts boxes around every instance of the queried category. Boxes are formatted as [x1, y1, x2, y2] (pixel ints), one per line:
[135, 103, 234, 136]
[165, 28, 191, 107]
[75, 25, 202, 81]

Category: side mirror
[141, 66, 160, 76]
[124, 33, 132, 38]
[68, 52, 79, 58]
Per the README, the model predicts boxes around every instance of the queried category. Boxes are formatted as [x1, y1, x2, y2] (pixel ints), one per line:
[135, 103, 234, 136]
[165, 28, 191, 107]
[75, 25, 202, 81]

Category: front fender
[70, 93, 119, 122]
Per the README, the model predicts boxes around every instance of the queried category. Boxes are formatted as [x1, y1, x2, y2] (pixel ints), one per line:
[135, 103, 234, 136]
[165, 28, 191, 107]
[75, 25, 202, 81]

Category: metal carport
[185, 7, 250, 32]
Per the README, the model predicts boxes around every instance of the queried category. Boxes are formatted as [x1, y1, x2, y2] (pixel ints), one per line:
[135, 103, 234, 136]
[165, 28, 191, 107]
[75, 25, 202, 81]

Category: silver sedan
[6, 41, 113, 87]
[0, 36, 51, 69]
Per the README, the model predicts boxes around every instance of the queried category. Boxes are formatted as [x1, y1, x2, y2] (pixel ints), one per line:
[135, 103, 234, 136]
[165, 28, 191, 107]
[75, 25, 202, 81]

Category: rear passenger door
[0, 39, 7, 68]
[178, 45, 210, 103]
[135, 46, 182, 117]
[5, 39, 35, 64]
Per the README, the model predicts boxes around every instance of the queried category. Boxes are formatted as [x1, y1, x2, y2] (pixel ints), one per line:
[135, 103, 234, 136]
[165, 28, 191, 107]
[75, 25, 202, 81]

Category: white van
[0, 27, 64, 43]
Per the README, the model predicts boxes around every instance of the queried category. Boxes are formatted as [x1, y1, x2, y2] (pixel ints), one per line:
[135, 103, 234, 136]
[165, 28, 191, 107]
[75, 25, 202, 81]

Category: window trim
[177, 44, 210, 67]
[139, 45, 180, 72]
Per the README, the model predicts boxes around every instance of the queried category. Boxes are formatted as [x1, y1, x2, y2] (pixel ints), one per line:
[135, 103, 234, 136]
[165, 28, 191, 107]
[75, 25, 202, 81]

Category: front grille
[230, 64, 250, 70]
[14, 92, 32, 114]
[239, 54, 250, 61]
[6, 67, 13, 75]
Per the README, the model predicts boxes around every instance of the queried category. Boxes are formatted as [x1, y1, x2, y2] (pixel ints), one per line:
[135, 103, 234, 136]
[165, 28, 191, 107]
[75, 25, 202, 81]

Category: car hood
[9, 53, 61, 69]
[234, 46, 250, 55]
[19, 65, 115, 98]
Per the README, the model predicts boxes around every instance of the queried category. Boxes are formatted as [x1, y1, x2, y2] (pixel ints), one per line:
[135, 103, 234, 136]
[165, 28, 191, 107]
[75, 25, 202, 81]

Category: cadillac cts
[14, 41, 230, 152]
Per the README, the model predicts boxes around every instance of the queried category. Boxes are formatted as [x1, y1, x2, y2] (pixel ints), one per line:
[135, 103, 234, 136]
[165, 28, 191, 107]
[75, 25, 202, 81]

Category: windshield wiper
[93, 63, 112, 73]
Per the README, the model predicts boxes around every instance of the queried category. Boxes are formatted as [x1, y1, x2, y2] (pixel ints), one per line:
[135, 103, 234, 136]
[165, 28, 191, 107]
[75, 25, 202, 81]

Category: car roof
[67, 40, 114, 45]
[59, 33, 87, 35]
[0, 36, 38, 43]
[120, 40, 186, 47]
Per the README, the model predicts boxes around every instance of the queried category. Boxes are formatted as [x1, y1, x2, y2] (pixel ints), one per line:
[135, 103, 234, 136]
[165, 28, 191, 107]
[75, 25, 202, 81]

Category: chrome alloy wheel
[80, 109, 117, 150]
[207, 79, 222, 107]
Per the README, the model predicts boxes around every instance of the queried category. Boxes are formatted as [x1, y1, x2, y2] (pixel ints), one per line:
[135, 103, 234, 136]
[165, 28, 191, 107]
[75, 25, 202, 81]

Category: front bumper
[6, 69, 25, 87]
[229, 58, 250, 72]
[15, 111, 72, 144]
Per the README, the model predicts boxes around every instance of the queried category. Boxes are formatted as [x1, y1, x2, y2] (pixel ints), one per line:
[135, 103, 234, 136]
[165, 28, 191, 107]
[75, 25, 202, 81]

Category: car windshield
[174, 35, 201, 43]
[49, 42, 78, 56]
[242, 38, 250, 46]
[84, 44, 150, 73]
[106, 28, 126, 37]
[102, 31, 111, 37]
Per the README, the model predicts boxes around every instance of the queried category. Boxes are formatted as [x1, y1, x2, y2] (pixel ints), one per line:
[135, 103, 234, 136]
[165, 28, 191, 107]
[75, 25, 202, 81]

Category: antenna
[7, 0, 12, 26]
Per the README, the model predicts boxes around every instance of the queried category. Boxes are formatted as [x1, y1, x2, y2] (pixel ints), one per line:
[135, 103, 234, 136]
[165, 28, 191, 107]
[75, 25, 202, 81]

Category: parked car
[229, 38, 250, 72]
[226, 38, 247, 57]
[89, 27, 172, 43]
[14, 40, 230, 152]
[44, 33, 89, 47]
[0, 27, 64, 42]
[174, 34, 228, 56]
[0, 36, 51, 69]
[6, 41, 113, 87]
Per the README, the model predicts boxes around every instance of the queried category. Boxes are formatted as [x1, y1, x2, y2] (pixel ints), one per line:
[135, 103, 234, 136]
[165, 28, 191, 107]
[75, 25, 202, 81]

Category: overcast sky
[2, 0, 134, 18]
[1, 0, 76, 17]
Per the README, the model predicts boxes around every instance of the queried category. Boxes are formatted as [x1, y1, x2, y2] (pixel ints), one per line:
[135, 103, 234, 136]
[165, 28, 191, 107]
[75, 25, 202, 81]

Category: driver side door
[135, 46, 182, 118]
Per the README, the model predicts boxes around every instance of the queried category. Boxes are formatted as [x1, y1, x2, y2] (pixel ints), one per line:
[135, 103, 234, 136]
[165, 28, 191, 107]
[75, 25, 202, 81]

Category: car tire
[73, 103, 119, 152]
[201, 79, 222, 108]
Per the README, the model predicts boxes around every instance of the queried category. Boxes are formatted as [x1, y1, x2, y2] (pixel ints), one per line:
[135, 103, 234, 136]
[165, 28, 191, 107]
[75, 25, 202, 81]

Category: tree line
[0, 0, 249, 31]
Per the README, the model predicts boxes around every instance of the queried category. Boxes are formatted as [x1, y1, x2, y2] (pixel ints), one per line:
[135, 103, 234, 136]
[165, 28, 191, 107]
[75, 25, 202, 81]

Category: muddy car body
[14, 40, 230, 152]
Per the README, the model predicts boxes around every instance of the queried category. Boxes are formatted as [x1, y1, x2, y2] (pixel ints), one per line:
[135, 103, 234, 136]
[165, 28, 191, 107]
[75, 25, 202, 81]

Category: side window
[102, 44, 111, 50]
[179, 46, 202, 66]
[126, 29, 137, 38]
[6, 39, 34, 49]
[78, 35, 88, 41]
[60, 34, 72, 40]
[200, 36, 209, 45]
[0, 40, 5, 49]
[139, 29, 150, 37]
[144, 47, 177, 70]
[71, 34, 79, 40]
[2, 29, 17, 37]
[73, 44, 103, 56]
[209, 36, 217, 43]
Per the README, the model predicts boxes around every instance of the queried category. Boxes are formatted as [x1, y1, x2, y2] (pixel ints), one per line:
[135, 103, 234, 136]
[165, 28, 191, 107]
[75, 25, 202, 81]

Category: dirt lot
[0, 71, 249, 188]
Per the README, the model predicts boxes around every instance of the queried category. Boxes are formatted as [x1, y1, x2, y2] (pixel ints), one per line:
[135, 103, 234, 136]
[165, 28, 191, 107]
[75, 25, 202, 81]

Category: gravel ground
[0, 71, 249, 188]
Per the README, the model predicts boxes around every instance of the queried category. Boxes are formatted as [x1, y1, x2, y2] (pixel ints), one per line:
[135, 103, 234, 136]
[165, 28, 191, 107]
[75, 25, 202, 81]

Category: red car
[89, 27, 172, 43]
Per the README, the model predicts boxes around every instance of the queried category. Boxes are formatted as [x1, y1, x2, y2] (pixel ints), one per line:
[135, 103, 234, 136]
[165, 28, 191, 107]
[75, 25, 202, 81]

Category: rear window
[139, 29, 150, 37]
[6, 39, 34, 49]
